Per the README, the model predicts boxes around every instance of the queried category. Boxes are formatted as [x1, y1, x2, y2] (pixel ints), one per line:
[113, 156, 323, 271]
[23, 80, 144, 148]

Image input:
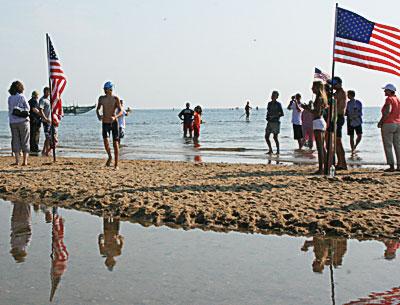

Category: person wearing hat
[378, 84, 400, 172]
[28, 90, 41, 153]
[96, 81, 123, 169]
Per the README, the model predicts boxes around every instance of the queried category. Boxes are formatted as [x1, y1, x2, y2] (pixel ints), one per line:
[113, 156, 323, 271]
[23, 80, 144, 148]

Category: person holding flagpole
[96, 81, 123, 169]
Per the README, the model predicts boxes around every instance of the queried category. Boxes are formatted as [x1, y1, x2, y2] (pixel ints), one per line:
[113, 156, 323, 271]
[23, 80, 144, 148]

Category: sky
[1, 0, 400, 109]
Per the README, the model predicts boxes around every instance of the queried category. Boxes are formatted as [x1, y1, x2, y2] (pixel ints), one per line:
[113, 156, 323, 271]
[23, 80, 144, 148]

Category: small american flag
[314, 67, 331, 82]
[47, 35, 66, 126]
[334, 7, 400, 77]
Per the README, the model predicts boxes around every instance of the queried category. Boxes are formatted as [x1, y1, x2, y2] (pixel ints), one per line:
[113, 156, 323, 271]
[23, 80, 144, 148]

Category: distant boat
[63, 104, 96, 115]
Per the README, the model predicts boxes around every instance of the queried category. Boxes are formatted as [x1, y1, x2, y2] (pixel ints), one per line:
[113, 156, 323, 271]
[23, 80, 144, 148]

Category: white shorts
[313, 118, 326, 131]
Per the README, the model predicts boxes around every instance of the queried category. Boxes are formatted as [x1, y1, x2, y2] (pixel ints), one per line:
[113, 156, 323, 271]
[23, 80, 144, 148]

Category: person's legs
[336, 137, 347, 168]
[10, 124, 20, 165]
[273, 133, 280, 154]
[29, 123, 36, 153]
[188, 124, 193, 138]
[113, 140, 119, 169]
[355, 134, 362, 150]
[381, 124, 395, 170]
[183, 124, 188, 138]
[20, 122, 30, 165]
[314, 130, 325, 174]
[349, 133, 355, 153]
[393, 124, 400, 170]
[265, 131, 272, 154]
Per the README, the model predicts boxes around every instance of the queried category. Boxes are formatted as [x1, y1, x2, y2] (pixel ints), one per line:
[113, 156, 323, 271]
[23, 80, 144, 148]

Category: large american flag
[48, 36, 66, 126]
[334, 7, 400, 77]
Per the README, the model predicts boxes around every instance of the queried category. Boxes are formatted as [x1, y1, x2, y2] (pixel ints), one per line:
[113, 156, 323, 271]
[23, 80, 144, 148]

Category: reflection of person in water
[10, 202, 32, 263]
[98, 217, 124, 271]
[384, 239, 400, 260]
[50, 208, 69, 302]
[301, 237, 347, 273]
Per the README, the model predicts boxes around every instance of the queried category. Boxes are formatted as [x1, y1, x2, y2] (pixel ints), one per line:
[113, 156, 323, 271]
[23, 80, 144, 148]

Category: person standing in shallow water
[96, 81, 123, 169]
[265, 91, 284, 154]
[245, 100, 252, 121]
[287, 94, 304, 149]
[178, 102, 194, 138]
[345, 90, 363, 155]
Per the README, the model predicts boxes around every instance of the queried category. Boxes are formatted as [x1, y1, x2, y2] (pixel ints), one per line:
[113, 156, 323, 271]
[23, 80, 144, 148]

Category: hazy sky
[1, 0, 400, 109]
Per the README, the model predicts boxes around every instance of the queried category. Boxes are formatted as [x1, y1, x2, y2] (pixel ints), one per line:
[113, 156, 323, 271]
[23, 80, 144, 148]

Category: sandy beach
[0, 156, 399, 239]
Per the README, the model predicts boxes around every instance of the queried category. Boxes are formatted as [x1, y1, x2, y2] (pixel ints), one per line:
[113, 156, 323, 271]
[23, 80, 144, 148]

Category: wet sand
[0, 156, 399, 239]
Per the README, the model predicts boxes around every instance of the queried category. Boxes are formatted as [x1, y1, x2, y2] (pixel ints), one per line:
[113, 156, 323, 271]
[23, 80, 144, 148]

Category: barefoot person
[39, 87, 52, 156]
[265, 91, 284, 154]
[96, 81, 123, 169]
[345, 90, 363, 154]
[117, 100, 128, 145]
[378, 84, 400, 172]
[178, 102, 194, 138]
[287, 93, 304, 149]
[8, 81, 30, 166]
[304, 81, 328, 174]
[330, 77, 347, 170]
[193, 105, 203, 146]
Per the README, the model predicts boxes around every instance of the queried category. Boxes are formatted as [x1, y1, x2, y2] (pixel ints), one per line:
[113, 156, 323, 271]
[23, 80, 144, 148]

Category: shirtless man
[330, 76, 347, 170]
[96, 81, 123, 169]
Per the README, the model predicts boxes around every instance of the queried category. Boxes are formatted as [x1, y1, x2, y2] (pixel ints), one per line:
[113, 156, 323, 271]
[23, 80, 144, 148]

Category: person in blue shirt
[345, 90, 363, 154]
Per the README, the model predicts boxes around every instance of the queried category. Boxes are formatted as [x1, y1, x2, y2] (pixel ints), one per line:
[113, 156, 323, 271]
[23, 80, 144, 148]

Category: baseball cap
[382, 83, 396, 92]
[103, 81, 114, 90]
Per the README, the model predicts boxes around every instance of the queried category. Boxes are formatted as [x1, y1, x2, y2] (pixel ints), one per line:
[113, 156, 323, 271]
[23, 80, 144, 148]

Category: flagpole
[46, 33, 57, 162]
[325, 3, 339, 175]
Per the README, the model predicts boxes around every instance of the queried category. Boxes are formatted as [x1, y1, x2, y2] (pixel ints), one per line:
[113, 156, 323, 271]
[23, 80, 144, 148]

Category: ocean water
[2, 199, 400, 305]
[0, 107, 386, 165]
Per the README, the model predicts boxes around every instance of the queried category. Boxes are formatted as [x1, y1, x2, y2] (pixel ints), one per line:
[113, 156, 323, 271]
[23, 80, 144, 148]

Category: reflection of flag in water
[50, 213, 69, 302]
[344, 286, 400, 305]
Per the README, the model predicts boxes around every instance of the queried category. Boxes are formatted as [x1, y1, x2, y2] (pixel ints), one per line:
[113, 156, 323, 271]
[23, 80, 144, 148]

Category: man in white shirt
[287, 93, 304, 149]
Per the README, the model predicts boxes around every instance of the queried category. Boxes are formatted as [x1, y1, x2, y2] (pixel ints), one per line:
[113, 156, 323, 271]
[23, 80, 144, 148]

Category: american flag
[314, 67, 331, 82]
[334, 7, 400, 77]
[47, 35, 66, 126]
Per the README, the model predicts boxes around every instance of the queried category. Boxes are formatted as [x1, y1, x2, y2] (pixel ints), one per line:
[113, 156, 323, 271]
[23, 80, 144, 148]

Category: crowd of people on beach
[260, 77, 400, 173]
[6, 77, 400, 173]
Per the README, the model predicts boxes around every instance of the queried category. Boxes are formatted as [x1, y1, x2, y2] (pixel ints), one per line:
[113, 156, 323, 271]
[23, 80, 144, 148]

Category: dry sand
[0, 156, 399, 239]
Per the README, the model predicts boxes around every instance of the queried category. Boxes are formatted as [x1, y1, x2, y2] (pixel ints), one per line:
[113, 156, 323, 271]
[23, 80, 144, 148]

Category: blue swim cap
[103, 81, 114, 90]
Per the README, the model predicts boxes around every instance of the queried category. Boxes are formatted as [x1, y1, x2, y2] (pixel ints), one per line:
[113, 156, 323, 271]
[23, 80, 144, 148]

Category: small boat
[63, 104, 96, 115]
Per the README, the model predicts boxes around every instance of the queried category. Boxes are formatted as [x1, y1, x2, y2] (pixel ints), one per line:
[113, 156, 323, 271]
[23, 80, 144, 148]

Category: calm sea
[0, 107, 386, 166]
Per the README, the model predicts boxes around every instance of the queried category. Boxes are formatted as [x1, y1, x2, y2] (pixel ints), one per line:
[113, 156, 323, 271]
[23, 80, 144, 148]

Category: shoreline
[0, 156, 399, 240]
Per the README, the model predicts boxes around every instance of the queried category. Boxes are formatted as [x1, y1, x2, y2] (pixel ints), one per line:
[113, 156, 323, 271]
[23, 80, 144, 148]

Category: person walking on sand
[378, 84, 400, 172]
[245, 100, 252, 121]
[330, 77, 347, 170]
[303, 81, 328, 174]
[287, 93, 304, 149]
[178, 102, 194, 138]
[96, 81, 123, 169]
[265, 91, 284, 155]
[8, 81, 30, 166]
[28, 91, 41, 154]
[345, 90, 363, 155]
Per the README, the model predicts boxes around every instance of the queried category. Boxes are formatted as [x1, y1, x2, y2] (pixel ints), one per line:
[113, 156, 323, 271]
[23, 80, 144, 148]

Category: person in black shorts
[345, 90, 363, 154]
[178, 102, 194, 138]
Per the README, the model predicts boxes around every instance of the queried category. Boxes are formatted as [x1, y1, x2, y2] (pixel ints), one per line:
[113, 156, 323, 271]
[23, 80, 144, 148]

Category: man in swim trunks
[330, 77, 347, 170]
[96, 81, 123, 169]
[178, 102, 194, 138]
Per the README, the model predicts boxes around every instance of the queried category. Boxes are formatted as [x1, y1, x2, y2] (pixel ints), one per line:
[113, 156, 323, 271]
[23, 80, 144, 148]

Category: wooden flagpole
[325, 3, 339, 175]
[46, 33, 57, 162]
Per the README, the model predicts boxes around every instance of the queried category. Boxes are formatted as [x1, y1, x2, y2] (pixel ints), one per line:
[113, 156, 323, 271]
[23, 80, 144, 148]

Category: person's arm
[96, 98, 102, 121]
[359, 101, 363, 117]
[378, 102, 391, 128]
[294, 101, 302, 112]
[287, 100, 293, 110]
[178, 110, 184, 120]
[279, 103, 284, 117]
